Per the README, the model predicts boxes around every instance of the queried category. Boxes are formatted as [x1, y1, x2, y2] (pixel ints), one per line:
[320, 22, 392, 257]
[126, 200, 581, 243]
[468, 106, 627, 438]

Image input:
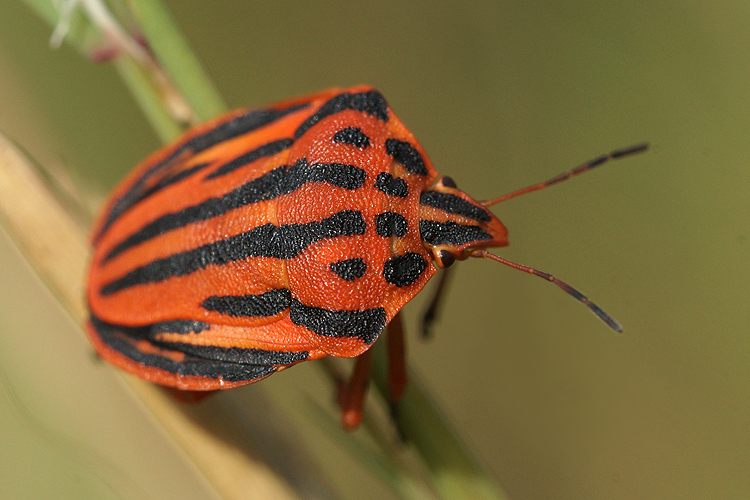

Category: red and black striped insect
[87, 85, 647, 427]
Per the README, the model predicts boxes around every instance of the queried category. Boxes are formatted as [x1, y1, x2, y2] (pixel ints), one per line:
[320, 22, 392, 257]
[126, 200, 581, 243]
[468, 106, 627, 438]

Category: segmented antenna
[482, 143, 649, 207]
[472, 249, 623, 332]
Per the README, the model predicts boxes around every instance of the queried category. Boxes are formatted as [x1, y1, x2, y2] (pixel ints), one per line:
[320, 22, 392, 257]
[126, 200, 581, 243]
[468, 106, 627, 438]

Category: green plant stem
[19, 0, 65, 30]
[113, 56, 183, 143]
[305, 398, 436, 500]
[19, 0, 186, 142]
[123, 0, 227, 121]
[20, 0, 101, 53]
[371, 342, 510, 500]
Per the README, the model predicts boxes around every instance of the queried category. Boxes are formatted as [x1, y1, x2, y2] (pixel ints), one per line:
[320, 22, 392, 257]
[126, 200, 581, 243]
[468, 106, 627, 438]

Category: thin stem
[113, 57, 183, 143]
[21, 0, 189, 141]
[123, 0, 228, 122]
[371, 341, 509, 500]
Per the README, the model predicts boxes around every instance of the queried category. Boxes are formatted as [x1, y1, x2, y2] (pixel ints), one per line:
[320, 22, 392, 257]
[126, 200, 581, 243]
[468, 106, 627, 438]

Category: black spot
[330, 258, 367, 281]
[202, 289, 292, 317]
[420, 191, 492, 222]
[289, 299, 386, 345]
[383, 253, 428, 287]
[100, 210, 367, 295]
[375, 172, 408, 197]
[315, 162, 367, 190]
[95, 102, 311, 241]
[295, 90, 389, 139]
[205, 139, 293, 179]
[419, 220, 492, 246]
[375, 212, 408, 237]
[89, 315, 278, 382]
[385, 139, 428, 176]
[103, 158, 366, 262]
[333, 127, 370, 148]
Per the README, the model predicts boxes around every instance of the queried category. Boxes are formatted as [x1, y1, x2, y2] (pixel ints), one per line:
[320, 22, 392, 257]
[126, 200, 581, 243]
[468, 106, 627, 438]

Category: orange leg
[339, 348, 372, 429]
[338, 312, 407, 429]
[387, 312, 407, 402]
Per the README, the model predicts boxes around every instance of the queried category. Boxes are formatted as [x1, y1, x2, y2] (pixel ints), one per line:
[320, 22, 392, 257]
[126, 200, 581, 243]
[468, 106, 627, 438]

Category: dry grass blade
[0, 131, 305, 500]
[0, 132, 89, 321]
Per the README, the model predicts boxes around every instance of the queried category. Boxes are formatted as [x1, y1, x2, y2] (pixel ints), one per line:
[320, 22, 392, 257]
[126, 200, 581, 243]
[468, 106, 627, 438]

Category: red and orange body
[87, 86, 508, 392]
[88, 86, 646, 428]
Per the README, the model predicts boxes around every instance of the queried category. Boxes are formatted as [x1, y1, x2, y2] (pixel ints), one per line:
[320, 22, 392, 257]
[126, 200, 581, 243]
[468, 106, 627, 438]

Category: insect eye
[438, 250, 456, 268]
[441, 176, 457, 188]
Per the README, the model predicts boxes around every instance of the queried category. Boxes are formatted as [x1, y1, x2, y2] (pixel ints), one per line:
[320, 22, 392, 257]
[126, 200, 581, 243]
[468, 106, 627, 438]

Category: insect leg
[387, 312, 407, 402]
[420, 268, 454, 338]
[339, 349, 373, 429]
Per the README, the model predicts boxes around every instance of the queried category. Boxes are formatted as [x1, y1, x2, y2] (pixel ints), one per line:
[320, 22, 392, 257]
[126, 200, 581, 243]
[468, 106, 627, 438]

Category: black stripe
[383, 253, 428, 287]
[96, 102, 311, 241]
[330, 258, 367, 281]
[205, 139, 294, 179]
[375, 212, 408, 237]
[419, 220, 492, 246]
[151, 320, 211, 335]
[202, 289, 292, 317]
[420, 191, 492, 222]
[385, 139, 428, 176]
[375, 172, 408, 197]
[153, 342, 309, 366]
[332, 127, 371, 148]
[182, 104, 307, 155]
[100, 210, 367, 295]
[294, 90, 389, 139]
[138, 162, 213, 200]
[289, 299, 386, 345]
[89, 316, 277, 382]
[103, 159, 367, 262]
[95, 311, 307, 365]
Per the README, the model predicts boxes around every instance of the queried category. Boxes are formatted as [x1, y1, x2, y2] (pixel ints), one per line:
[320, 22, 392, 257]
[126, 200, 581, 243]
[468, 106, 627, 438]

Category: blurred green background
[1, 1, 748, 499]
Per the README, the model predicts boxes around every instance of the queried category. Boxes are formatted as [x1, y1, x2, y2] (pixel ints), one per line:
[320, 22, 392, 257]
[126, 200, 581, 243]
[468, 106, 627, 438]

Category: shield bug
[87, 85, 647, 427]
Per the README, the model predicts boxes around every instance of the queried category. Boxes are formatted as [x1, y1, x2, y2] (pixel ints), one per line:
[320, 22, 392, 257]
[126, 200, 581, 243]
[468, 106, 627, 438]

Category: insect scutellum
[419, 143, 649, 333]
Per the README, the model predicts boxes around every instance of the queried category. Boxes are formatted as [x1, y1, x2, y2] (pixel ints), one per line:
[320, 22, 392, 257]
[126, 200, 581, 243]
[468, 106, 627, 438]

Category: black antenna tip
[588, 302, 624, 333]
[611, 142, 649, 158]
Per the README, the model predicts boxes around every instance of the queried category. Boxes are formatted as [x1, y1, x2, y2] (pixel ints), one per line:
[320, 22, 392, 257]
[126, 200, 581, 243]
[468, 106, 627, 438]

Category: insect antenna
[471, 249, 623, 333]
[481, 143, 649, 207]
